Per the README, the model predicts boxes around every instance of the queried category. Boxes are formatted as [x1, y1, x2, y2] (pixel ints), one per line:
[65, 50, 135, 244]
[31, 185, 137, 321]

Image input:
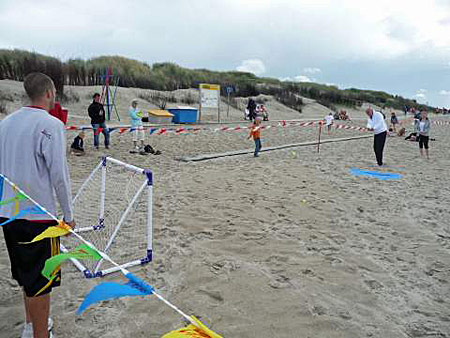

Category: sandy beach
[0, 80, 449, 337]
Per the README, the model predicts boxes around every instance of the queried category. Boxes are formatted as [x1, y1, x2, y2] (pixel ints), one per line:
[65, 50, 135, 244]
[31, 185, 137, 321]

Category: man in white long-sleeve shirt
[0, 73, 75, 338]
[366, 107, 388, 166]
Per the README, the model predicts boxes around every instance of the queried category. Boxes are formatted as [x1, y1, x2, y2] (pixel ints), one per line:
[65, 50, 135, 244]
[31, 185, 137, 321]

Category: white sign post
[199, 83, 220, 122]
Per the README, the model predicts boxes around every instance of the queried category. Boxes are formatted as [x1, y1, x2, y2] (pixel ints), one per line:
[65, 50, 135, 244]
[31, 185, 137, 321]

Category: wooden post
[218, 90, 220, 123]
[198, 91, 202, 123]
[227, 91, 230, 118]
[317, 121, 323, 153]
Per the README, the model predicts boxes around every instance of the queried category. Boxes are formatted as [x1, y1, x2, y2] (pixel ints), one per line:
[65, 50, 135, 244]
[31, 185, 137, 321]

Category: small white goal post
[61, 156, 153, 278]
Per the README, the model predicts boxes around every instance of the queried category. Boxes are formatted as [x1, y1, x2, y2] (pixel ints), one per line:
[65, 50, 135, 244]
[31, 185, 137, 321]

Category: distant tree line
[0, 49, 435, 111]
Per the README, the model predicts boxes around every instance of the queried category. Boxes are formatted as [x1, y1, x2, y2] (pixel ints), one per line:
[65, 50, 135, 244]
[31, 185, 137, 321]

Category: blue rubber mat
[350, 168, 403, 180]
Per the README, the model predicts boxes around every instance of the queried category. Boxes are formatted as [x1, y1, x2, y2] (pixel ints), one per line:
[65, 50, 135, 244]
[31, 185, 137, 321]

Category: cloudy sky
[1, 0, 450, 107]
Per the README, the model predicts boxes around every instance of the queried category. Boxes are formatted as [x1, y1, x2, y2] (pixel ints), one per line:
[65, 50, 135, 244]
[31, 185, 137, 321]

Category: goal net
[61, 156, 153, 278]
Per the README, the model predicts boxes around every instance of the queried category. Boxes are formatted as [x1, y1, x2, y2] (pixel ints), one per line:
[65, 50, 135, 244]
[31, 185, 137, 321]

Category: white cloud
[294, 75, 313, 82]
[1, 0, 449, 64]
[439, 90, 450, 95]
[303, 67, 321, 74]
[280, 75, 313, 82]
[415, 89, 427, 101]
[236, 59, 266, 75]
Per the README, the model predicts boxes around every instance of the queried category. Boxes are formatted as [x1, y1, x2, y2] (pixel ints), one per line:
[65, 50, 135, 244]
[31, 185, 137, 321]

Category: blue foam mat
[350, 168, 403, 180]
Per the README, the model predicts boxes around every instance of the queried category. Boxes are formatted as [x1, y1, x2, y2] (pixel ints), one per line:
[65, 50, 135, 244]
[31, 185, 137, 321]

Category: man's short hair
[23, 72, 54, 101]
[93, 93, 100, 99]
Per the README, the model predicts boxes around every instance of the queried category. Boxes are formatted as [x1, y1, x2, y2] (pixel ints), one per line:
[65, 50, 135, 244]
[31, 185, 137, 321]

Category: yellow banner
[199, 83, 220, 91]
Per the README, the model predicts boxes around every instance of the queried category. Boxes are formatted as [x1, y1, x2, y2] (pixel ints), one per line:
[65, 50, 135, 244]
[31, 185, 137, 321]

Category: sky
[1, 0, 450, 107]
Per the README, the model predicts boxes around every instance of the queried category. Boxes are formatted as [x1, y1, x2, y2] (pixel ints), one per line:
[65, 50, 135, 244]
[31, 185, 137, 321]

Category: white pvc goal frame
[61, 156, 153, 278]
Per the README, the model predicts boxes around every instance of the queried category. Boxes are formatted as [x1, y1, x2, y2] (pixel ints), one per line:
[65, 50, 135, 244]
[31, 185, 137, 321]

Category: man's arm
[88, 103, 99, 120]
[42, 122, 74, 223]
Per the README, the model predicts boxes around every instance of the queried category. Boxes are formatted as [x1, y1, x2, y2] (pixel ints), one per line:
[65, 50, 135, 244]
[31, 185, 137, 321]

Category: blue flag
[350, 168, 402, 181]
[0, 205, 46, 226]
[77, 273, 154, 314]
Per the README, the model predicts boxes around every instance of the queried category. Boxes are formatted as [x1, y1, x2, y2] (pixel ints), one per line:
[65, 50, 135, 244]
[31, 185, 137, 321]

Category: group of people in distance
[334, 109, 350, 121]
[366, 107, 431, 164]
[246, 98, 269, 121]
[324, 107, 431, 165]
[70, 94, 150, 156]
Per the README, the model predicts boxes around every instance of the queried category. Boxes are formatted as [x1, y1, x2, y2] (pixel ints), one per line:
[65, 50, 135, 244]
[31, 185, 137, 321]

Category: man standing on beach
[247, 98, 257, 121]
[0, 72, 75, 338]
[366, 107, 388, 166]
[88, 93, 110, 150]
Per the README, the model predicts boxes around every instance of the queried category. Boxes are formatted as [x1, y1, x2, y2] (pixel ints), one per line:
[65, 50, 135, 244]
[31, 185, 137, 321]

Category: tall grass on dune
[0, 49, 435, 112]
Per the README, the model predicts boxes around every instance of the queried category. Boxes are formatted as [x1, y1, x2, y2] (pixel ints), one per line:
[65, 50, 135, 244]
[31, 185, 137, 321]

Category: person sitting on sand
[70, 131, 85, 155]
[260, 104, 269, 121]
[388, 128, 396, 137]
[405, 132, 418, 141]
[397, 127, 406, 137]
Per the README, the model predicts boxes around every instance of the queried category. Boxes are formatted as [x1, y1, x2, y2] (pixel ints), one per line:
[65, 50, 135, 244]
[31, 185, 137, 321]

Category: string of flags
[0, 174, 222, 338]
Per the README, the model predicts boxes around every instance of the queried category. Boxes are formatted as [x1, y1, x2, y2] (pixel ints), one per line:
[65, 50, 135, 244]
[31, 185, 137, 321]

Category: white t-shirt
[325, 115, 334, 126]
[367, 111, 388, 135]
[419, 121, 425, 132]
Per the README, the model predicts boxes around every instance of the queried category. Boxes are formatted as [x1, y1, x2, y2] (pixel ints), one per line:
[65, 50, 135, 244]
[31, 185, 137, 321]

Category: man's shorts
[1, 218, 61, 297]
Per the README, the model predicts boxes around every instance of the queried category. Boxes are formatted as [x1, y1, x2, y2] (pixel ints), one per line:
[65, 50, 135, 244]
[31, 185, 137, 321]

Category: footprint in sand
[197, 289, 224, 305]
[310, 304, 327, 316]
[364, 279, 384, 291]
[209, 259, 240, 275]
[268, 273, 291, 289]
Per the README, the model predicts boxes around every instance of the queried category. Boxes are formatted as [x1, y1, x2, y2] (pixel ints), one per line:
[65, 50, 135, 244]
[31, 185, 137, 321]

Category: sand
[0, 80, 449, 337]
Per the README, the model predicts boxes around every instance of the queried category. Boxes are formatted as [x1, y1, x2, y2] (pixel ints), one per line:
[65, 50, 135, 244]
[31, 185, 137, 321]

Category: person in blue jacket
[128, 99, 146, 154]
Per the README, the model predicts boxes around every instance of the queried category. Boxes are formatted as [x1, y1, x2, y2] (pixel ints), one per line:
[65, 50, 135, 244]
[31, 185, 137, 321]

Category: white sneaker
[21, 318, 53, 338]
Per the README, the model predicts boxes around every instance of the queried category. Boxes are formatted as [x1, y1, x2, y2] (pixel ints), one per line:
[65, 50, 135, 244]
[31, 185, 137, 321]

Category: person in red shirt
[247, 117, 262, 157]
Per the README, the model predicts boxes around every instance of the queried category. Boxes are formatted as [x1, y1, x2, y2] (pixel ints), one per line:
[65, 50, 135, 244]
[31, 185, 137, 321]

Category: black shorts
[1, 218, 61, 297]
[418, 135, 429, 149]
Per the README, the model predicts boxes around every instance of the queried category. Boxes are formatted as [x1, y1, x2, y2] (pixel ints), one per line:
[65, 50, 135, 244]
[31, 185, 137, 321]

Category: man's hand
[65, 219, 76, 230]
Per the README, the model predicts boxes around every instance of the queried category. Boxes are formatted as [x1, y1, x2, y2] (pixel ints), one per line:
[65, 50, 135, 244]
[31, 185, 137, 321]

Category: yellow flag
[24, 225, 70, 244]
[162, 316, 222, 338]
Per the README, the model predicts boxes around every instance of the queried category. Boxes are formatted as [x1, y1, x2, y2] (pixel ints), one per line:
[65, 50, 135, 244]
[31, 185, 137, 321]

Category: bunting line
[0, 174, 222, 337]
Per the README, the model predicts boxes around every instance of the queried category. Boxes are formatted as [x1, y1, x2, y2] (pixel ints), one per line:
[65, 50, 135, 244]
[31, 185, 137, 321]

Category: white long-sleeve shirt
[367, 111, 387, 135]
[0, 107, 73, 221]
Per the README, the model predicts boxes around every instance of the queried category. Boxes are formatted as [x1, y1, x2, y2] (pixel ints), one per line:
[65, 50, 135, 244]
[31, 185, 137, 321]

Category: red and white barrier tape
[64, 119, 450, 136]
